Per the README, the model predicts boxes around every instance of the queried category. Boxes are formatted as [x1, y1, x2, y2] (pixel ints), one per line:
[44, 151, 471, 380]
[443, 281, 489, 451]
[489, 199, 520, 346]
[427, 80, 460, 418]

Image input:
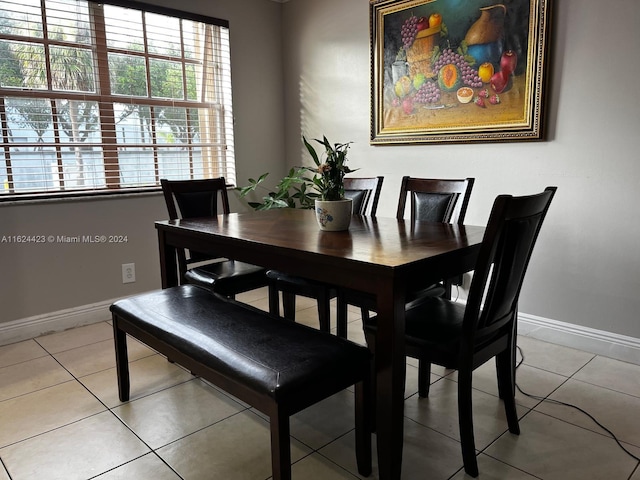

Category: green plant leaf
[303, 136, 321, 166]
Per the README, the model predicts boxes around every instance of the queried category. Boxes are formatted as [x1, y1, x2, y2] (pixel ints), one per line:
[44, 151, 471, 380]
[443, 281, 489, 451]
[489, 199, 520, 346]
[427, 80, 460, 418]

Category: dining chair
[160, 178, 268, 298]
[363, 186, 557, 477]
[336, 176, 475, 332]
[267, 176, 384, 337]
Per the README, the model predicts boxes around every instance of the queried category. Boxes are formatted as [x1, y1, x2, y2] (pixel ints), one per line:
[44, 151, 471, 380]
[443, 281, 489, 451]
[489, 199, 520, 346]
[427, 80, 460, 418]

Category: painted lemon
[394, 76, 412, 98]
[478, 62, 494, 84]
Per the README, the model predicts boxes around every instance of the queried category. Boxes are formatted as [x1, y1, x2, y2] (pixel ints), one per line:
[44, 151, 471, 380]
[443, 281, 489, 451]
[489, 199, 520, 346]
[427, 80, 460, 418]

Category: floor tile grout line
[561, 372, 640, 401]
[311, 432, 368, 480]
[0, 377, 78, 405]
[32, 321, 114, 356]
[6, 309, 639, 479]
[84, 452, 184, 480]
[0, 409, 109, 451]
[519, 348, 640, 456]
[477, 450, 546, 480]
[145, 407, 251, 453]
[532, 407, 640, 452]
[0, 349, 50, 370]
[403, 413, 467, 448]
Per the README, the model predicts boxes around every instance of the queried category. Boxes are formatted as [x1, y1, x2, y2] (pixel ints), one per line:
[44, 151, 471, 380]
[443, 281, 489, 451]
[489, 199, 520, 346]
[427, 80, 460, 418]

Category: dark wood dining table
[155, 208, 485, 480]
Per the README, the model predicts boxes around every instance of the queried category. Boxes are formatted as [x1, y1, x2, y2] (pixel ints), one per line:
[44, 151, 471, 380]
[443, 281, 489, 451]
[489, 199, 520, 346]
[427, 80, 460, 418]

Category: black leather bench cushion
[110, 285, 369, 402]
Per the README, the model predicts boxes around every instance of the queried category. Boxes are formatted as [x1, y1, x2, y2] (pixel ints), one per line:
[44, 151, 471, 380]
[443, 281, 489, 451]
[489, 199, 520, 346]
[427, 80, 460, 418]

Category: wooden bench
[110, 284, 372, 480]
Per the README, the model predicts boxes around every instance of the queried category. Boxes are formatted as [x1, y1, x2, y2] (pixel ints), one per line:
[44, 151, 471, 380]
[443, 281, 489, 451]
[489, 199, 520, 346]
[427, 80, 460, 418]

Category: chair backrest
[344, 176, 384, 216]
[160, 178, 232, 268]
[161, 178, 231, 220]
[396, 176, 475, 224]
[464, 187, 556, 344]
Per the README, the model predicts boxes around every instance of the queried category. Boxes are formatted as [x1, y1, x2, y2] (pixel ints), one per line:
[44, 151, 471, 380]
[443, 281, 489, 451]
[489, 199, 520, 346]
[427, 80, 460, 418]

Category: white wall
[282, 0, 640, 340]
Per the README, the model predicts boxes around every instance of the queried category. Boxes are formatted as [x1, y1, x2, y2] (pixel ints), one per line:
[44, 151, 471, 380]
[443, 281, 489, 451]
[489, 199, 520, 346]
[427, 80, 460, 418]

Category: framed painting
[370, 0, 552, 144]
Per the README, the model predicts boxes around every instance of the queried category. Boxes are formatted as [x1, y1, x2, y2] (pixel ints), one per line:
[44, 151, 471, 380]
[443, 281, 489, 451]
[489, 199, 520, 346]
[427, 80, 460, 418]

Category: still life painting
[370, 0, 552, 144]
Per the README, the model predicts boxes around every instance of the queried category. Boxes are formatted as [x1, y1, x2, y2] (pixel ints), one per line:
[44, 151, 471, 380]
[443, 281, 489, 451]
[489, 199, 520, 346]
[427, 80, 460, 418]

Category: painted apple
[500, 50, 518, 76]
[490, 70, 509, 93]
[416, 16, 429, 31]
[428, 13, 442, 28]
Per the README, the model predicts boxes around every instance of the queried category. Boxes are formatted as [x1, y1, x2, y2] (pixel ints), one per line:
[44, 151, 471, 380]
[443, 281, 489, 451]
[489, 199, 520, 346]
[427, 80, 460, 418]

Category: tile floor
[1, 287, 640, 480]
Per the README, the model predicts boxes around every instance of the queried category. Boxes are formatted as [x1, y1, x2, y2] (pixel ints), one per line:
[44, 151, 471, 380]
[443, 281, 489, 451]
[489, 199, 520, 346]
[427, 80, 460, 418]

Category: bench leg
[270, 409, 292, 480]
[112, 315, 130, 402]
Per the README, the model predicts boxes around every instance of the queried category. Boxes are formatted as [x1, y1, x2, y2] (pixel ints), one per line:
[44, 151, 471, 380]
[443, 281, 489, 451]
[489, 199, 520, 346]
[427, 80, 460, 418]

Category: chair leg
[336, 292, 349, 339]
[317, 289, 331, 333]
[418, 358, 431, 398]
[268, 284, 280, 317]
[442, 279, 453, 300]
[270, 408, 292, 480]
[355, 378, 373, 476]
[497, 324, 517, 400]
[496, 348, 520, 435]
[458, 365, 479, 477]
[282, 291, 297, 321]
[112, 316, 130, 402]
[496, 345, 516, 400]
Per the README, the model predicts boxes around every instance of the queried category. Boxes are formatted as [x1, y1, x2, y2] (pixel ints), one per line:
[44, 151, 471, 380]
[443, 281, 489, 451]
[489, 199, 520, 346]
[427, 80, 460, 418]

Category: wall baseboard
[518, 312, 640, 366]
[2, 302, 639, 366]
[0, 300, 116, 346]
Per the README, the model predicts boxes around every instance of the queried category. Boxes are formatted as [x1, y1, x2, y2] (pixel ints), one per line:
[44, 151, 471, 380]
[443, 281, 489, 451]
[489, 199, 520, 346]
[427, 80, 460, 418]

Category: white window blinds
[0, 0, 235, 199]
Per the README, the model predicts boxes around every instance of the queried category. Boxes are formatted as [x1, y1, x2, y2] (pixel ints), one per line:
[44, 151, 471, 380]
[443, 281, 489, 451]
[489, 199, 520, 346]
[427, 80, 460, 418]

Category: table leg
[157, 229, 179, 288]
[375, 284, 406, 480]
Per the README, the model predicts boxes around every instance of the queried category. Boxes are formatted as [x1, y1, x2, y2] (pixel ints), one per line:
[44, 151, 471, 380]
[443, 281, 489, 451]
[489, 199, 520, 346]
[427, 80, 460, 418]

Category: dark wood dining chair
[364, 186, 557, 477]
[160, 178, 268, 298]
[267, 176, 384, 337]
[336, 176, 475, 332]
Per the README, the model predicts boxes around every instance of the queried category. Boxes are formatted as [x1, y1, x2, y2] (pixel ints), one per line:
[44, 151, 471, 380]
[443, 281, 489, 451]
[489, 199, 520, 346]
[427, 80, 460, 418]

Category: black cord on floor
[515, 345, 640, 463]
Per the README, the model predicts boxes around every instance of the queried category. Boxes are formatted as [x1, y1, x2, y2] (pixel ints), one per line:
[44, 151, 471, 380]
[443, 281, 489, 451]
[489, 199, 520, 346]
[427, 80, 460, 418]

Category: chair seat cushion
[111, 285, 370, 402]
[343, 282, 446, 312]
[266, 270, 337, 296]
[364, 297, 464, 351]
[185, 260, 267, 295]
[364, 297, 507, 368]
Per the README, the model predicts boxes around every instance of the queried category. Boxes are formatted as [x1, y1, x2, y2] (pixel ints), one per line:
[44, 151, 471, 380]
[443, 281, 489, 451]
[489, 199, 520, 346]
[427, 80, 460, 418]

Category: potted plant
[302, 136, 356, 231]
[237, 136, 356, 231]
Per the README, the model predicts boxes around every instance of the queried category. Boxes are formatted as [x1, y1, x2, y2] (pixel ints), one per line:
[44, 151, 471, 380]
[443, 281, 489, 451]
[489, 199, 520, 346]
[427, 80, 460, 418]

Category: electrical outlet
[122, 263, 136, 284]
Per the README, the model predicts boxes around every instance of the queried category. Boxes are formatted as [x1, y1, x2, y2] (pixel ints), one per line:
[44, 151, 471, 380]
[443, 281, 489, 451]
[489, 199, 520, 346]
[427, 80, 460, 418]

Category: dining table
[155, 208, 485, 480]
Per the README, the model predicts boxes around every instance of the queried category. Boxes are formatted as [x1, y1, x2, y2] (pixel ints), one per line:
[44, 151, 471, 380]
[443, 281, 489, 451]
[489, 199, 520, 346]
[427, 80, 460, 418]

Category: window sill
[0, 187, 163, 207]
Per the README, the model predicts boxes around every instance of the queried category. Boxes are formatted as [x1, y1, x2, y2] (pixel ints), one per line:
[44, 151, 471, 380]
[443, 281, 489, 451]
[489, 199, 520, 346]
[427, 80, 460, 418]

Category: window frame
[0, 0, 235, 202]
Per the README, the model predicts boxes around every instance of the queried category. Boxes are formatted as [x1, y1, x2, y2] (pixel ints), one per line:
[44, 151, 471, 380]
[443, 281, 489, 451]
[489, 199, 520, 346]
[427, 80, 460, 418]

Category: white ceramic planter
[315, 198, 353, 231]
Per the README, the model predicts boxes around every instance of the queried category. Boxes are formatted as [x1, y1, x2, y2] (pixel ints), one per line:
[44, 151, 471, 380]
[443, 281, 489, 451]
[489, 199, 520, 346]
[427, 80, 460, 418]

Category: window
[0, 0, 235, 199]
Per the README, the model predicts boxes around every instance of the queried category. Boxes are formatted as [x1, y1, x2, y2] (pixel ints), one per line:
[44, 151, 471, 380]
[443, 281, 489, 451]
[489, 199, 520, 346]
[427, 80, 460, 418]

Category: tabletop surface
[156, 209, 485, 270]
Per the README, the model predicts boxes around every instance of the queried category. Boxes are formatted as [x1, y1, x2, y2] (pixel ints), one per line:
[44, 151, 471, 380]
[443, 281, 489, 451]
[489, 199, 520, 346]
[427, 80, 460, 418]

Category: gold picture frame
[370, 0, 552, 144]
